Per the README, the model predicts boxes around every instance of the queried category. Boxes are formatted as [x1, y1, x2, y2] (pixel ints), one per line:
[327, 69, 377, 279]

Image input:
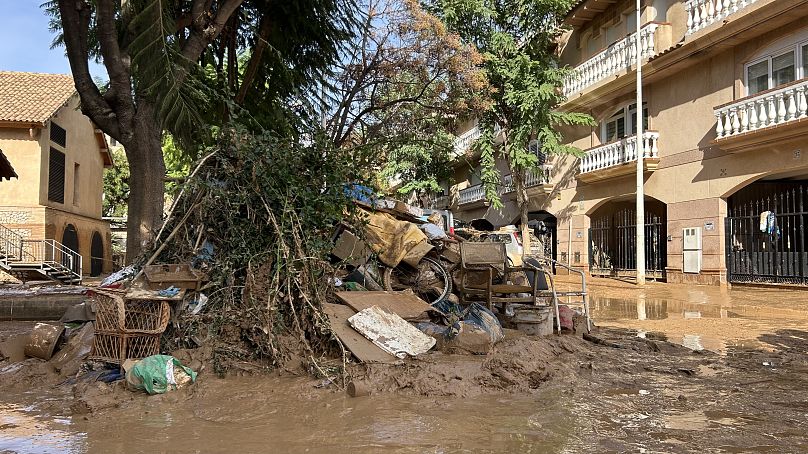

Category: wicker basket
[92, 291, 170, 334]
[89, 332, 161, 364]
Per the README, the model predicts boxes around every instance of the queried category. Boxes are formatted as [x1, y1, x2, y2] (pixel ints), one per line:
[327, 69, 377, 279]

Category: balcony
[454, 126, 482, 157]
[453, 124, 504, 157]
[685, 0, 760, 36]
[714, 79, 808, 152]
[458, 184, 486, 206]
[578, 131, 660, 182]
[563, 23, 662, 97]
[500, 168, 554, 195]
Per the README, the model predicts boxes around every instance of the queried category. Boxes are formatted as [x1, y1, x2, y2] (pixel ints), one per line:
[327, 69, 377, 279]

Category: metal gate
[726, 184, 808, 285]
[589, 207, 666, 279]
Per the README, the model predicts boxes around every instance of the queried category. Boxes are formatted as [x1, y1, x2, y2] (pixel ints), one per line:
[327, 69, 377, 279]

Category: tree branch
[57, 0, 121, 139]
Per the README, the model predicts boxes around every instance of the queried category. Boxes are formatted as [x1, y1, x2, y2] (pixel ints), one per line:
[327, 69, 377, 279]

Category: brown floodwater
[3, 279, 808, 453]
[1, 377, 581, 453]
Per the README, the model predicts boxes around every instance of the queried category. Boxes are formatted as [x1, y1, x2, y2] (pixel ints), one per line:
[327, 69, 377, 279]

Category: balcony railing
[563, 23, 659, 97]
[454, 126, 482, 156]
[500, 169, 551, 193]
[715, 79, 808, 139]
[685, 0, 759, 36]
[579, 131, 660, 175]
[458, 184, 485, 205]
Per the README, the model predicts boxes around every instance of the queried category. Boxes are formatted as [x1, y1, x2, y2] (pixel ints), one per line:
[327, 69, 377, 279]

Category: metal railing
[0, 224, 36, 266]
[20, 239, 83, 281]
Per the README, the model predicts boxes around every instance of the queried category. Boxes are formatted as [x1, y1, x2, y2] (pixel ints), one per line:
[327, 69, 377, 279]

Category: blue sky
[1, 2, 106, 78]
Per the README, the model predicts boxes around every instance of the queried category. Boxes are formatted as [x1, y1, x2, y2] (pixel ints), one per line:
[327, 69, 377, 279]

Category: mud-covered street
[3, 280, 808, 453]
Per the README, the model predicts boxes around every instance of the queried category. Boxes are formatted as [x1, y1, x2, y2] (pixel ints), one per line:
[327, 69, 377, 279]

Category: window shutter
[48, 148, 65, 203]
[50, 123, 67, 148]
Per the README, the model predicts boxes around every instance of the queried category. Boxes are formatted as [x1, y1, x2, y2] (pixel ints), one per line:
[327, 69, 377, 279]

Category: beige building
[444, 0, 808, 286]
[0, 71, 114, 280]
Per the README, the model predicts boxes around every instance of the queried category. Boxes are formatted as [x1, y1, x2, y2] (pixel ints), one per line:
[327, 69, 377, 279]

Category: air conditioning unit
[683, 227, 702, 273]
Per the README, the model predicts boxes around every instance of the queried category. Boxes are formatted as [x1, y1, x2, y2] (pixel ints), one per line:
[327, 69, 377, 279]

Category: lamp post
[635, 0, 646, 285]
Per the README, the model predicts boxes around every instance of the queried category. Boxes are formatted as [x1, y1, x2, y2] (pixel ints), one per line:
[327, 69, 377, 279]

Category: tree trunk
[122, 101, 166, 263]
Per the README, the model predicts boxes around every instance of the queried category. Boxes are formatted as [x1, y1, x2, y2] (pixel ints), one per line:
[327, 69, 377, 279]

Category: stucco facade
[445, 0, 808, 286]
[0, 72, 113, 276]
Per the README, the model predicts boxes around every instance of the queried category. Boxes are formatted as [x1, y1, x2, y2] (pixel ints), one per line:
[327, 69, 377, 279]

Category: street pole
[635, 0, 646, 285]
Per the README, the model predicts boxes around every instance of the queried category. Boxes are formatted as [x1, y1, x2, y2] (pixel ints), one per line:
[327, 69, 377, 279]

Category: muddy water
[573, 278, 808, 352]
[4, 280, 808, 453]
[1, 378, 581, 453]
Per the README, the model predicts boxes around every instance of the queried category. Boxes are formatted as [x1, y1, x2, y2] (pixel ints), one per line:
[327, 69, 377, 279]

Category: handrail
[20, 238, 82, 281]
[0, 224, 37, 264]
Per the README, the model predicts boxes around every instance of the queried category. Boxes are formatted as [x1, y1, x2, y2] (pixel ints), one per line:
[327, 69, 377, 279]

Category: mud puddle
[579, 279, 808, 352]
[0, 377, 578, 453]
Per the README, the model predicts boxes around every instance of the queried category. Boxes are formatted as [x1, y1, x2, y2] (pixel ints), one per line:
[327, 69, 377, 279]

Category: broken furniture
[457, 242, 540, 309]
[527, 257, 591, 332]
[143, 264, 205, 291]
[89, 290, 170, 364]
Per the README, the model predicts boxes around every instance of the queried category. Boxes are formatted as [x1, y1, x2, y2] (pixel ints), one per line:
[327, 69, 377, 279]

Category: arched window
[600, 102, 649, 143]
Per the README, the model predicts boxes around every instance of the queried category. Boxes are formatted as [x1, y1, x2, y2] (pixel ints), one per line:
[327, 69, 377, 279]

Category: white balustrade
[453, 126, 482, 156]
[714, 80, 808, 139]
[499, 168, 550, 194]
[563, 23, 659, 97]
[685, 0, 758, 36]
[459, 184, 485, 205]
[579, 131, 660, 174]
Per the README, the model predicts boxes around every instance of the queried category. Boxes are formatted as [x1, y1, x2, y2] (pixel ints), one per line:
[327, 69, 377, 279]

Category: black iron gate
[589, 207, 666, 279]
[726, 184, 808, 285]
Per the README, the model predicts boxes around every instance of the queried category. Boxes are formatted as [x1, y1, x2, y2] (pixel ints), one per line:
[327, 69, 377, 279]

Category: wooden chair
[457, 242, 545, 312]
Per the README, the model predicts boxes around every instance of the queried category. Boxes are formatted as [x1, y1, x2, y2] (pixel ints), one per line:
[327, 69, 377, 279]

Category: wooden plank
[335, 290, 434, 320]
[322, 303, 397, 364]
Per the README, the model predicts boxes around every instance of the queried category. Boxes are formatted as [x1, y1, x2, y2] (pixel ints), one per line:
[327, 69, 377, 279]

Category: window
[48, 148, 65, 203]
[772, 51, 795, 87]
[747, 60, 769, 95]
[625, 11, 637, 34]
[745, 42, 808, 95]
[586, 34, 598, 57]
[50, 123, 66, 148]
[601, 102, 648, 142]
[803, 45, 808, 79]
[528, 140, 547, 165]
[73, 163, 80, 206]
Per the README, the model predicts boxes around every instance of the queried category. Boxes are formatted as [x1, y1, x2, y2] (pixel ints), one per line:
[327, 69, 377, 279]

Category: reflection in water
[681, 334, 704, 351]
[0, 402, 85, 453]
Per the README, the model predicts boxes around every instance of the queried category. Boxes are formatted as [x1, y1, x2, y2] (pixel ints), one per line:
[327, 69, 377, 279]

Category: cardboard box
[332, 230, 371, 266]
[402, 240, 434, 267]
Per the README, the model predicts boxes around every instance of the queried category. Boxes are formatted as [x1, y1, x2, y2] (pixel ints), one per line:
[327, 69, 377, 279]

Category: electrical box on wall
[683, 227, 702, 273]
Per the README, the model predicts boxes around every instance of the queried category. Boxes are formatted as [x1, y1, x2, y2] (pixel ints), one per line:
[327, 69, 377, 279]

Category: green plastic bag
[126, 355, 198, 395]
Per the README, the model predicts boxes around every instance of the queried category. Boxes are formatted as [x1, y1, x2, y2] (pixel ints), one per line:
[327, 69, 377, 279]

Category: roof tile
[0, 71, 76, 124]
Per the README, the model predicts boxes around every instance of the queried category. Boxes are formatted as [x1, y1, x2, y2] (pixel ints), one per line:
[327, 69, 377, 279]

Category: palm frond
[123, 0, 210, 143]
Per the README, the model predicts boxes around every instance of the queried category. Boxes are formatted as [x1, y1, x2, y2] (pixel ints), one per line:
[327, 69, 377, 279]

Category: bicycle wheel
[383, 256, 451, 304]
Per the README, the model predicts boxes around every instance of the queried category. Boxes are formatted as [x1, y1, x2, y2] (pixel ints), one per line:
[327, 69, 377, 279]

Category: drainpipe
[635, 0, 646, 285]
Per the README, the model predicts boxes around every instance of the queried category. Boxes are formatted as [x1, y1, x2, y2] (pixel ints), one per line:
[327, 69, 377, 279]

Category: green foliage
[124, 0, 211, 142]
[428, 0, 595, 203]
[102, 148, 130, 217]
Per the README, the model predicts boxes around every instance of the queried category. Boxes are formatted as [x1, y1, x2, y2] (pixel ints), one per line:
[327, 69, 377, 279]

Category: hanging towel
[760, 211, 771, 233]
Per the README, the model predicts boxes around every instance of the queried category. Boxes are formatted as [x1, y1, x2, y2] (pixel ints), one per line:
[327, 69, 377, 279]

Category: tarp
[361, 210, 431, 267]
